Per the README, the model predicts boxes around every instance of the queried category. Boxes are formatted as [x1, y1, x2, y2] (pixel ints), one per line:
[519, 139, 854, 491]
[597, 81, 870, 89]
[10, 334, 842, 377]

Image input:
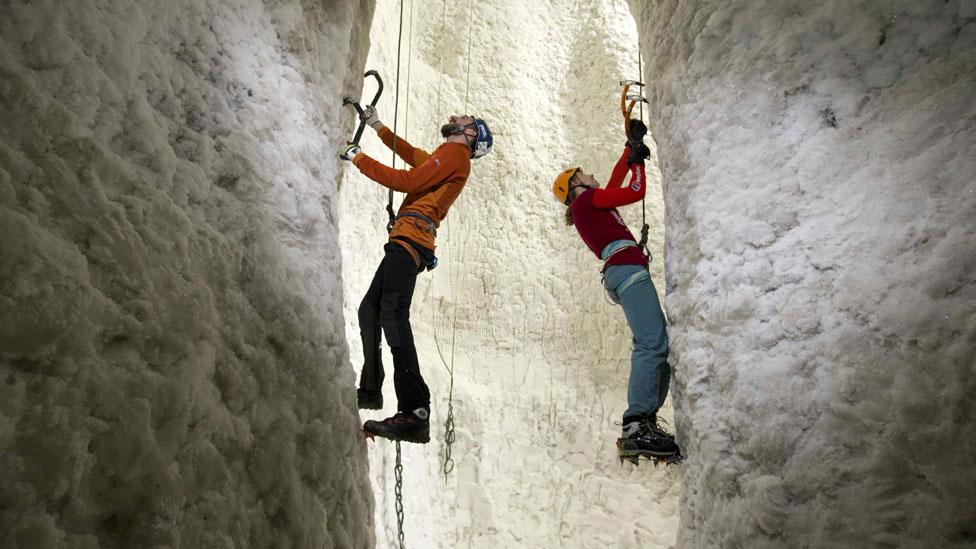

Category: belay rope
[384, 0, 475, 543]
[637, 44, 650, 261]
[431, 0, 474, 480]
[390, 2, 407, 548]
[386, 0, 407, 232]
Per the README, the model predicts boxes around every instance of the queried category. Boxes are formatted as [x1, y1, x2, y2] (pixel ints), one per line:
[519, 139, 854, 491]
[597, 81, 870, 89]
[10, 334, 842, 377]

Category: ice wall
[0, 0, 376, 546]
[628, 1, 976, 546]
[340, 1, 680, 547]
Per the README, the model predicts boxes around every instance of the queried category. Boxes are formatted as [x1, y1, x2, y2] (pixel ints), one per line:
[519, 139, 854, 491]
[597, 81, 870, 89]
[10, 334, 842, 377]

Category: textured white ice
[629, 1, 976, 546]
[339, 1, 679, 547]
[0, 0, 376, 546]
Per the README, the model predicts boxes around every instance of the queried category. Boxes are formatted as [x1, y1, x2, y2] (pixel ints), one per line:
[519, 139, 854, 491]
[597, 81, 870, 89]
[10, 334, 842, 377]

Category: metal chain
[395, 441, 405, 549]
[442, 381, 456, 476]
[441, 309, 459, 477]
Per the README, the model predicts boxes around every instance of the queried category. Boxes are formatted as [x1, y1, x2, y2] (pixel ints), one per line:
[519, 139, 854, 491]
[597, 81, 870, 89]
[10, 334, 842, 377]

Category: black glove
[627, 119, 647, 141]
[628, 142, 650, 165]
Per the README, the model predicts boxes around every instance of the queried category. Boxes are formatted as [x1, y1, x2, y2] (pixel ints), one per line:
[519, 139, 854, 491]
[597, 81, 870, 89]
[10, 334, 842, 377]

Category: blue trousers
[602, 264, 671, 420]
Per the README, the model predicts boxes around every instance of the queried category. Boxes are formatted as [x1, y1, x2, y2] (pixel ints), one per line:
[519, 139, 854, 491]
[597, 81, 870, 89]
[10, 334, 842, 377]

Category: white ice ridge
[1, 0, 376, 546]
[629, 1, 976, 547]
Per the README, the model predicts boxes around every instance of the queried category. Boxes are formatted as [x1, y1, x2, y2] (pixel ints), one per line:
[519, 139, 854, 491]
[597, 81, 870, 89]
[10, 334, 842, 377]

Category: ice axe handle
[344, 70, 384, 145]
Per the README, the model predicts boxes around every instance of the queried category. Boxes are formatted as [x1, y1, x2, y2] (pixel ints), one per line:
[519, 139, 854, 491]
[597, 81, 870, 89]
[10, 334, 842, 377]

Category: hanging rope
[637, 42, 650, 261]
[387, 0, 406, 230]
[404, 0, 415, 140]
[394, 441, 405, 549]
[391, 5, 408, 548]
[439, 0, 476, 479]
[463, 0, 474, 112]
[433, 0, 447, 150]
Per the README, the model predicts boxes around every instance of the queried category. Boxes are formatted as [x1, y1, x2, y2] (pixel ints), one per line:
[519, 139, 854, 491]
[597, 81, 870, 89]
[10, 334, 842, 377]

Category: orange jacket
[352, 126, 471, 252]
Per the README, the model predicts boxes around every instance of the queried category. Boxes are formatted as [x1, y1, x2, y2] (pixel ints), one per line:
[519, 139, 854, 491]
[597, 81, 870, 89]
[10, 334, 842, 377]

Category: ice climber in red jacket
[551, 120, 681, 464]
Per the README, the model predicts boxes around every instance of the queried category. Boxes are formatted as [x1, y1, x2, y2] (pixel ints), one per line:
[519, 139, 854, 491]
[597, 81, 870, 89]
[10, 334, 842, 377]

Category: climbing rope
[637, 43, 650, 261]
[386, 0, 406, 230]
[394, 441, 405, 549]
[463, 0, 474, 112]
[391, 4, 408, 548]
[439, 0, 476, 478]
[404, 0, 414, 140]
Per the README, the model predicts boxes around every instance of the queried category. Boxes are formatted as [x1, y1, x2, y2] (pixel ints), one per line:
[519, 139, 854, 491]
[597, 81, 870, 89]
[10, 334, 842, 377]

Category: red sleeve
[352, 145, 465, 193]
[592, 163, 646, 208]
[604, 146, 631, 189]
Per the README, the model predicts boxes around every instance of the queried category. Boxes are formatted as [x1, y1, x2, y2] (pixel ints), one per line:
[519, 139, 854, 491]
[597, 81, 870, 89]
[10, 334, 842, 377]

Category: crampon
[617, 439, 684, 467]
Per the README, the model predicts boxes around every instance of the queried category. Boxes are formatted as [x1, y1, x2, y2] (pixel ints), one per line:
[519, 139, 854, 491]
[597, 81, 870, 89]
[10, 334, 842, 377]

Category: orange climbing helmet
[552, 167, 580, 205]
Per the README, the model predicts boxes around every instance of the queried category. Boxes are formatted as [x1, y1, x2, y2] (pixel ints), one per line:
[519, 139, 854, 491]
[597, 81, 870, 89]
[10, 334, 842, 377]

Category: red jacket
[570, 146, 648, 268]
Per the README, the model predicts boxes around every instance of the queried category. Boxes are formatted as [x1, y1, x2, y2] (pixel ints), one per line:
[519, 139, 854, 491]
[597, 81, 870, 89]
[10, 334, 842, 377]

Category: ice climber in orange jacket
[340, 106, 492, 443]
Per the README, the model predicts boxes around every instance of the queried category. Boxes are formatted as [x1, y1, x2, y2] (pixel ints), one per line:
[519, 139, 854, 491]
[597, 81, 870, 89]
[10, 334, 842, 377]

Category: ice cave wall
[339, 1, 681, 547]
[628, 1, 976, 547]
[0, 1, 376, 547]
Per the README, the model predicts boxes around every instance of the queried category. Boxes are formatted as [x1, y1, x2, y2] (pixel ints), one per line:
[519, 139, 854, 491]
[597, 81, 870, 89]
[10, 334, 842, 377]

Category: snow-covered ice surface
[628, 1, 976, 547]
[0, 0, 377, 546]
[339, 1, 680, 547]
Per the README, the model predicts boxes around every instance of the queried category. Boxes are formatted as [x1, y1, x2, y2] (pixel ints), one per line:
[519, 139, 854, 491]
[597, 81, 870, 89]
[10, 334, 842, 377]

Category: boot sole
[363, 423, 429, 444]
[616, 439, 680, 458]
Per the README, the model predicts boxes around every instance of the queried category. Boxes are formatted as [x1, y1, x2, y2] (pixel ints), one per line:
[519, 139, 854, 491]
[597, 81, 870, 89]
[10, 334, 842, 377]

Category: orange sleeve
[352, 145, 464, 194]
[376, 126, 431, 168]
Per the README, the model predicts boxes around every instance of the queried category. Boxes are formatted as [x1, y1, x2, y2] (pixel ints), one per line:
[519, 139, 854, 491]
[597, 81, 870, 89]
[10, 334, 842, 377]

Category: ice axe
[343, 70, 384, 145]
[619, 79, 647, 135]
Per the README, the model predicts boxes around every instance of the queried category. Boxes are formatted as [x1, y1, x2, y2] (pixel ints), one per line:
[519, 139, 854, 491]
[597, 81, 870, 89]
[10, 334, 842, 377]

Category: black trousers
[358, 241, 431, 413]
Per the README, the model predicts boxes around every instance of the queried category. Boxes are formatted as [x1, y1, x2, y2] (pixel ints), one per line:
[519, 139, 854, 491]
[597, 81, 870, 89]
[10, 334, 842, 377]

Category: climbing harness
[601, 239, 640, 272]
[396, 212, 437, 237]
[600, 240, 651, 304]
[343, 71, 384, 146]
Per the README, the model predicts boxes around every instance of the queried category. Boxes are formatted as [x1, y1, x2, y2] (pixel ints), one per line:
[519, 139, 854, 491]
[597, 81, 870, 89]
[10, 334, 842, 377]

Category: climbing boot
[363, 408, 430, 444]
[357, 388, 383, 410]
[617, 414, 681, 465]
